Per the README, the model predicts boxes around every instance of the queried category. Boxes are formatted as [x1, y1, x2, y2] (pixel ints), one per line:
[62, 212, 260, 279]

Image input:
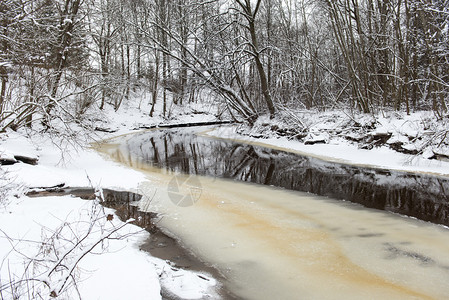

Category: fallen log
[133, 120, 235, 130]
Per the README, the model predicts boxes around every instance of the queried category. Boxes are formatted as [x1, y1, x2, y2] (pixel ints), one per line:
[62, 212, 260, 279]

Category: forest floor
[1, 94, 449, 299]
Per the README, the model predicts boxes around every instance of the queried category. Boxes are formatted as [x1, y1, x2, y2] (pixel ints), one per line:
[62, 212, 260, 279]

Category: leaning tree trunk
[45, 0, 81, 119]
[236, 0, 276, 118]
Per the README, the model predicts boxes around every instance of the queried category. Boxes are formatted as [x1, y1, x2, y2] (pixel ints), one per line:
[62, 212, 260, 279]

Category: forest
[1, 0, 448, 132]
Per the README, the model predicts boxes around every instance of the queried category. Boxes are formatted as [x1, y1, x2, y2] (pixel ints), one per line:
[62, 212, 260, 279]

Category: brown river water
[97, 127, 449, 300]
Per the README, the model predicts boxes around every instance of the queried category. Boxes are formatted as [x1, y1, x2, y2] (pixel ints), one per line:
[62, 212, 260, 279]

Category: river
[98, 127, 449, 300]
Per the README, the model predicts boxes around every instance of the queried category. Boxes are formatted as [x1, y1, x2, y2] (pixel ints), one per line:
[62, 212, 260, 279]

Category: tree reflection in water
[124, 128, 449, 226]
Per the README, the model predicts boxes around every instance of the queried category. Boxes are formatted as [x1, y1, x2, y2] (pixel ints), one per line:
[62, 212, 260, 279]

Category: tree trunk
[25, 67, 35, 127]
[150, 52, 160, 117]
[0, 66, 7, 115]
[0, 2, 10, 116]
[237, 0, 276, 118]
[45, 0, 81, 118]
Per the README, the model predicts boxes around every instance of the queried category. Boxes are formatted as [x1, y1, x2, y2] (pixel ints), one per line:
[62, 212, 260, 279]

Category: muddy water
[98, 128, 449, 300]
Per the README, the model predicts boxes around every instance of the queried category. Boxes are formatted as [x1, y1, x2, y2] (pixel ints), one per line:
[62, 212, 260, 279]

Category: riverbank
[203, 112, 449, 178]
[0, 128, 221, 299]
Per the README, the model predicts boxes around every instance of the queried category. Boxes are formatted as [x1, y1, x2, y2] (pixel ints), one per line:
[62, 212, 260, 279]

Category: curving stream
[98, 127, 449, 300]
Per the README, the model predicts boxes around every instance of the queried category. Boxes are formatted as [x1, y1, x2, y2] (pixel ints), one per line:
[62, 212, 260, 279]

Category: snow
[154, 262, 218, 299]
[0, 195, 162, 300]
[89, 88, 223, 137]
[0, 132, 145, 189]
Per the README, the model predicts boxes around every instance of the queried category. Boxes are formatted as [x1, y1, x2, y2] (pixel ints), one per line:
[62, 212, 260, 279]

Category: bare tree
[234, 0, 276, 118]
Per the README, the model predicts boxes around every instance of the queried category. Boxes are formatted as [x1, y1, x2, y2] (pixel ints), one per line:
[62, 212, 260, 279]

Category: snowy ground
[1, 93, 448, 299]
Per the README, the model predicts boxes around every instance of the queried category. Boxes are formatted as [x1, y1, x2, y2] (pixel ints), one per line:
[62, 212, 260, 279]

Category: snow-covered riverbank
[0, 99, 223, 300]
[205, 111, 449, 177]
[0, 130, 220, 300]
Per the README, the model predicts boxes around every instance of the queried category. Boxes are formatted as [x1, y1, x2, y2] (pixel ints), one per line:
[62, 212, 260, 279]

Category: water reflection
[117, 128, 449, 226]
